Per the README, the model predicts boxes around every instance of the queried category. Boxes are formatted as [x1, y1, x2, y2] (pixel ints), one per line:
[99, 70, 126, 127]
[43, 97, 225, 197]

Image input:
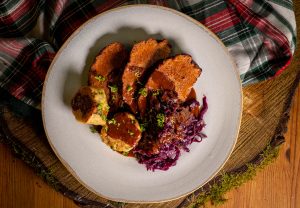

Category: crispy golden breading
[88, 42, 127, 110]
[122, 39, 171, 113]
[138, 55, 201, 115]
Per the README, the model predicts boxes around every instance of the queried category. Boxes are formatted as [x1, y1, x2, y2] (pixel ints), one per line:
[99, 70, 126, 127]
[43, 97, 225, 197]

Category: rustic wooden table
[0, 85, 299, 208]
[1, 2, 300, 208]
[0, 76, 299, 208]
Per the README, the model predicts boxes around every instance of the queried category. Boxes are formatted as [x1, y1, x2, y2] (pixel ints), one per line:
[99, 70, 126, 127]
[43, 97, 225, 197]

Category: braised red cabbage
[134, 93, 207, 171]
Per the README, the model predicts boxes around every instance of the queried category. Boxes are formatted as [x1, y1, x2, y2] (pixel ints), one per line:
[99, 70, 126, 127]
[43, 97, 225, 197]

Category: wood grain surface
[0, 85, 298, 208]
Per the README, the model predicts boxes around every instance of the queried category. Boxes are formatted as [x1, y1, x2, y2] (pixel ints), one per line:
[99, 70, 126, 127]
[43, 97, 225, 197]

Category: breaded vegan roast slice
[122, 39, 171, 113]
[88, 42, 128, 111]
[138, 54, 202, 115]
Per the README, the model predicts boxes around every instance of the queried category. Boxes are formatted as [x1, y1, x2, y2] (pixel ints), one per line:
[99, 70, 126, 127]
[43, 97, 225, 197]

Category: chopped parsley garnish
[140, 123, 146, 132]
[100, 114, 107, 121]
[130, 117, 136, 124]
[94, 75, 105, 82]
[97, 103, 107, 121]
[108, 118, 116, 125]
[103, 126, 108, 132]
[138, 88, 147, 97]
[122, 152, 129, 156]
[109, 85, 118, 93]
[128, 130, 134, 136]
[89, 126, 97, 133]
[156, 113, 165, 128]
[97, 103, 103, 113]
[126, 85, 133, 91]
[152, 90, 160, 96]
[112, 94, 117, 101]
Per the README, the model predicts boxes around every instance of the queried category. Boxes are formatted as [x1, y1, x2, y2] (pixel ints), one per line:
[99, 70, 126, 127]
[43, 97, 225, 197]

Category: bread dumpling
[101, 112, 141, 153]
[71, 86, 109, 125]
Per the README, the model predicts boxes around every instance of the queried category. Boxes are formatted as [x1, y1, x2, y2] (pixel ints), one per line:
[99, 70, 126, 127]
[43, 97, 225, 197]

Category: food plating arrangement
[71, 39, 207, 171]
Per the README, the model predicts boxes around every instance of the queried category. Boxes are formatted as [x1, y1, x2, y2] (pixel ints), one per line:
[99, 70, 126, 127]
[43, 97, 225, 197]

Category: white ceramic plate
[42, 5, 242, 203]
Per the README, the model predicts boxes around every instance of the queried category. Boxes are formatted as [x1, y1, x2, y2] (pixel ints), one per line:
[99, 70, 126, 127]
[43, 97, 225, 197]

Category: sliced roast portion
[122, 39, 171, 113]
[138, 55, 201, 115]
[88, 42, 127, 111]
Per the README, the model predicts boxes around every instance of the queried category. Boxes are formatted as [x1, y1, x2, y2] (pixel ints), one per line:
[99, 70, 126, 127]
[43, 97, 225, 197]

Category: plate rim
[41, 4, 243, 203]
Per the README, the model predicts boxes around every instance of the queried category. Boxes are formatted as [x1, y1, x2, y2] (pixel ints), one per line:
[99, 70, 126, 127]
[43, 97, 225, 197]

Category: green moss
[188, 145, 280, 208]
[101, 145, 280, 208]
[1, 128, 280, 208]
[109, 201, 126, 208]
[37, 168, 60, 191]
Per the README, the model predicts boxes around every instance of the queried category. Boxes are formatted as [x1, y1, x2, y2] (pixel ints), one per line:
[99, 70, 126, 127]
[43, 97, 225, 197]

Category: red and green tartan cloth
[0, 0, 297, 109]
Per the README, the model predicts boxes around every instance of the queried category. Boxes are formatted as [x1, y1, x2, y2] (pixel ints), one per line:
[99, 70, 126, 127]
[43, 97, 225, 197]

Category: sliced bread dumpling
[71, 86, 109, 125]
[101, 112, 141, 153]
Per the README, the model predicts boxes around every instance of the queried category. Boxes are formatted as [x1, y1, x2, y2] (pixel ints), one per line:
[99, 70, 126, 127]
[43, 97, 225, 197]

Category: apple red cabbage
[134, 96, 207, 171]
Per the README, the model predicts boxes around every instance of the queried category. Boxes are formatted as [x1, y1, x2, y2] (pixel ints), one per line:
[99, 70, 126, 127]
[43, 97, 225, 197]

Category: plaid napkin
[0, 0, 297, 109]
